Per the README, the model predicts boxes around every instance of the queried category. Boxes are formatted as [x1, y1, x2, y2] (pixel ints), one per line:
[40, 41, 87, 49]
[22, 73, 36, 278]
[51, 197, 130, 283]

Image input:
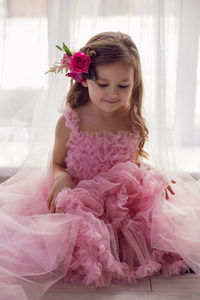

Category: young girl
[0, 31, 200, 300]
[47, 31, 200, 283]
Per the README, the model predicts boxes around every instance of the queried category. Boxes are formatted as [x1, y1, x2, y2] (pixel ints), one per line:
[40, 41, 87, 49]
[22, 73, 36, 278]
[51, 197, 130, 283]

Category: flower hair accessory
[46, 43, 96, 82]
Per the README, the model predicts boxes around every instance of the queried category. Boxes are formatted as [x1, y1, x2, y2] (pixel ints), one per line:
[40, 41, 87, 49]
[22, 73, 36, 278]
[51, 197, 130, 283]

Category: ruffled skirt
[0, 162, 199, 299]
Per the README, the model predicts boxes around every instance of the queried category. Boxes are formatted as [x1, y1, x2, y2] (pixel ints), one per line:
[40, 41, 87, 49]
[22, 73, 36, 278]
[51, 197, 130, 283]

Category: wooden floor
[41, 274, 200, 300]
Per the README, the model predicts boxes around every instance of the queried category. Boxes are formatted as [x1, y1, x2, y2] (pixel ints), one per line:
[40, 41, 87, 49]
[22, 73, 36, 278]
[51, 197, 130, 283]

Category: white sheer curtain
[0, 0, 200, 178]
[0, 0, 48, 176]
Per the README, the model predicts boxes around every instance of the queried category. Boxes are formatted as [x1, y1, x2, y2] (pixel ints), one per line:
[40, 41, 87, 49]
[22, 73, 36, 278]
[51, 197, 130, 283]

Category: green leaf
[56, 45, 64, 51]
[63, 43, 73, 57]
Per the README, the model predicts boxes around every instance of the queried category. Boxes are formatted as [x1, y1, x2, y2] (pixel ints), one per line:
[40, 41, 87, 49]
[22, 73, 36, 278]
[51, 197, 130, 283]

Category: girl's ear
[81, 81, 88, 88]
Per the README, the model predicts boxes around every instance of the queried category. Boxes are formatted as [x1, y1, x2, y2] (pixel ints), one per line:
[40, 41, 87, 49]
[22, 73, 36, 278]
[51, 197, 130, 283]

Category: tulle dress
[0, 106, 200, 300]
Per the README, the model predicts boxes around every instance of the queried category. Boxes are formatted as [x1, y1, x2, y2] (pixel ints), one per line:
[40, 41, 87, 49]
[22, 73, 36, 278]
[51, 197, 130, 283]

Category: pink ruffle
[135, 260, 161, 279]
[54, 162, 173, 286]
[60, 107, 140, 184]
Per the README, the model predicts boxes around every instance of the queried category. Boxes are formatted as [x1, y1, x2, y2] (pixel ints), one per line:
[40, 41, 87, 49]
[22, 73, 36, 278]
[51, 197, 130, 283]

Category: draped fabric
[0, 0, 199, 175]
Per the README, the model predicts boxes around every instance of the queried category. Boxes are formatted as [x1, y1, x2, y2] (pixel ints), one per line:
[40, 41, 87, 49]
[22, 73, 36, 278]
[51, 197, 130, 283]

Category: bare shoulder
[56, 115, 67, 130]
[55, 116, 71, 144]
[53, 115, 72, 166]
[55, 115, 71, 140]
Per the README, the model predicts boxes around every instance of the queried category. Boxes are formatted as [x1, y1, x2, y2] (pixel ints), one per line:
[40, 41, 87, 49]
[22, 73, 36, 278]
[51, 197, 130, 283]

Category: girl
[0, 31, 199, 300]
[46, 31, 200, 282]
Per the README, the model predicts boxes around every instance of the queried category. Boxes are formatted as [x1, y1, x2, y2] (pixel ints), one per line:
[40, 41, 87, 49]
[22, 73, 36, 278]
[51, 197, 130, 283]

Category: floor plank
[41, 274, 200, 300]
[41, 277, 151, 300]
[150, 273, 200, 299]
[151, 273, 200, 291]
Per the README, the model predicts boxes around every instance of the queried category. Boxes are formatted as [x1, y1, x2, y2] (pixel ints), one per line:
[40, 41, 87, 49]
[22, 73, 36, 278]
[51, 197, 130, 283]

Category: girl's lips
[103, 99, 120, 104]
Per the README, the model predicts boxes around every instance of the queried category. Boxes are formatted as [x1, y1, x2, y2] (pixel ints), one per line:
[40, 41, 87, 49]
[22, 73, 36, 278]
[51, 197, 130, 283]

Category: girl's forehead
[96, 62, 134, 81]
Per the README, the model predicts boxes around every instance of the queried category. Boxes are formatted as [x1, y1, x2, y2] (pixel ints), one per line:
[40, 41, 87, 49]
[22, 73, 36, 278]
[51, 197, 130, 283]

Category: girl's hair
[66, 31, 148, 160]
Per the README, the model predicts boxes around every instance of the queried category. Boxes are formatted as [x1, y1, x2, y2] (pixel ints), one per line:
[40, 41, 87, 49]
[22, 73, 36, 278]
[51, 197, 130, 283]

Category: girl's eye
[119, 85, 129, 89]
[97, 84, 129, 88]
[98, 83, 108, 87]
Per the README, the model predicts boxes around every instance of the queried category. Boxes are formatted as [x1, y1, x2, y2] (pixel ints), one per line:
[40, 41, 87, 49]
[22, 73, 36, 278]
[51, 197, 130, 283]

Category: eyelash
[98, 84, 128, 89]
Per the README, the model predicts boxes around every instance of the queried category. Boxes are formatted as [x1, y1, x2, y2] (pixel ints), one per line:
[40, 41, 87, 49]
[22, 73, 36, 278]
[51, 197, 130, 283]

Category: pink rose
[61, 54, 70, 67]
[66, 72, 86, 82]
[69, 51, 91, 74]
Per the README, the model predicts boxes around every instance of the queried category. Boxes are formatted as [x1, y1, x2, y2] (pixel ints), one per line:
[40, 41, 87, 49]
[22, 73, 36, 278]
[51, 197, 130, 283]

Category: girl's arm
[47, 116, 75, 213]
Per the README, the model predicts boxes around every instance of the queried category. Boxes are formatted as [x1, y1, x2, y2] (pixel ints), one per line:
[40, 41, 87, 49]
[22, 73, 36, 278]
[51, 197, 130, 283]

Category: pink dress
[0, 106, 200, 299]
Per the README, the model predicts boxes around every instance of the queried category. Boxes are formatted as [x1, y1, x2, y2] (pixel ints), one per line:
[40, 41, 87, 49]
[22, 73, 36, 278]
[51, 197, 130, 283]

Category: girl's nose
[106, 86, 119, 98]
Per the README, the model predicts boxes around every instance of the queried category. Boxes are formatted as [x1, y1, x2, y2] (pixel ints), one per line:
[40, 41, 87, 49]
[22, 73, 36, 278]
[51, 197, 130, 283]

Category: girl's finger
[50, 199, 55, 213]
[47, 192, 53, 209]
[167, 185, 175, 195]
[171, 180, 176, 184]
[165, 189, 169, 200]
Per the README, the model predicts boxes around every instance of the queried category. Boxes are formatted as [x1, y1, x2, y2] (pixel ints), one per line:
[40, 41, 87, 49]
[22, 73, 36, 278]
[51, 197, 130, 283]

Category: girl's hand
[47, 174, 75, 213]
[165, 180, 176, 200]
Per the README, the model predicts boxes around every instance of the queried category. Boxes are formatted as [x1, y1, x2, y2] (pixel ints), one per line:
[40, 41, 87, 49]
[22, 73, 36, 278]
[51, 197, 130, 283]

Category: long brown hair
[66, 31, 148, 160]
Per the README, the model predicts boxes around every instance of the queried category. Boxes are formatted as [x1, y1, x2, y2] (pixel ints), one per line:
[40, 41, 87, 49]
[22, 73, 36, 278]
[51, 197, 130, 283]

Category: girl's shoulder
[59, 103, 95, 134]
[56, 115, 71, 136]
[54, 115, 71, 152]
[59, 105, 80, 134]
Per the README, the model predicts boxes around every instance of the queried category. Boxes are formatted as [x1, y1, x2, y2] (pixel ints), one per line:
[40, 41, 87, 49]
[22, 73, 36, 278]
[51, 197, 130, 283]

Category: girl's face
[82, 62, 134, 113]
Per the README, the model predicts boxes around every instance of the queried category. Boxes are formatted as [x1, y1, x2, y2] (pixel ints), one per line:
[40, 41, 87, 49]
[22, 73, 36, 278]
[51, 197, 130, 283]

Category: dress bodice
[62, 106, 140, 184]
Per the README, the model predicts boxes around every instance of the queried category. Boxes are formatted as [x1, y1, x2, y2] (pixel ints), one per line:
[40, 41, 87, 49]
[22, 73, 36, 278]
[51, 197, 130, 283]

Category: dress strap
[59, 105, 80, 135]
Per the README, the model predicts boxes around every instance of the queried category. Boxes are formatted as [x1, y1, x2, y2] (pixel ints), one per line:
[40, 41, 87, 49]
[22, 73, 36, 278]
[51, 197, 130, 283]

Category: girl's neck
[85, 101, 130, 120]
[75, 102, 132, 134]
